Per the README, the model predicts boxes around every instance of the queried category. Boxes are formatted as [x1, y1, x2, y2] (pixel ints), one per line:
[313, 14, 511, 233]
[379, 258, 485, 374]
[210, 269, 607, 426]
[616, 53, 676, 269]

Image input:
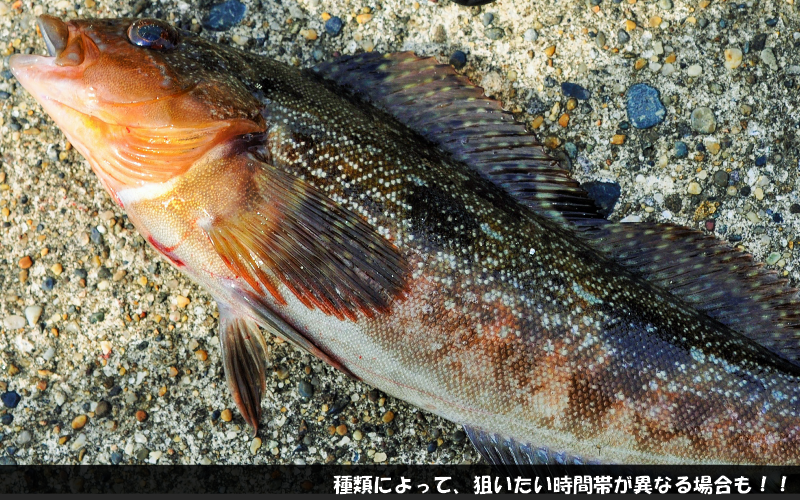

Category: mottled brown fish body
[10, 16, 800, 465]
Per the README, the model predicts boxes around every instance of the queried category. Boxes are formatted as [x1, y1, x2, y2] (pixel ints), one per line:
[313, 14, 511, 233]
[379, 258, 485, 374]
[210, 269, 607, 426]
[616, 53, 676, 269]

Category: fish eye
[127, 19, 179, 50]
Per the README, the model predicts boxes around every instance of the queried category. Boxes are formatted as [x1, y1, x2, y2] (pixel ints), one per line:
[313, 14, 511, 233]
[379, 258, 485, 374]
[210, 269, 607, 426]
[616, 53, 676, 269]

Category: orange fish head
[10, 16, 264, 199]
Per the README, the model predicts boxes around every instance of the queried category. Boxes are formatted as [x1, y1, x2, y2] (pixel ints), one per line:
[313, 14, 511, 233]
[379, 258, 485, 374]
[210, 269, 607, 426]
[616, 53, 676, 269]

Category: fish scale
[9, 16, 800, 465]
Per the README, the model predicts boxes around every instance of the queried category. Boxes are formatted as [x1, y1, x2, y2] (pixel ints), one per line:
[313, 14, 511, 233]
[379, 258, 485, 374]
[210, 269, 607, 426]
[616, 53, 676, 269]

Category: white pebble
[71, 433, 87, 451]
[3, 315, 26, 330]
[724, 48, 742, 70]
[24, 306, 43, 327]
[374, 452, 388, 463]
[686, 64, 702, 77]
[660, 63, 675, 76]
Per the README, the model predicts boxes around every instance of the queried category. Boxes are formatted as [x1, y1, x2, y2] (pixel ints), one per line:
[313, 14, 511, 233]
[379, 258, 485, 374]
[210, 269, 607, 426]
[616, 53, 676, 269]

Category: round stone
[449, 50, 467, 70]
[523, 28, 538, 42]
[626, 83, 667, 129]
[298, 380, 314, 399]
[690, 107, 716, 134]
[724, 48, 743, 70]
[203, 0, 247, 31]
[324, 16, 344, 36]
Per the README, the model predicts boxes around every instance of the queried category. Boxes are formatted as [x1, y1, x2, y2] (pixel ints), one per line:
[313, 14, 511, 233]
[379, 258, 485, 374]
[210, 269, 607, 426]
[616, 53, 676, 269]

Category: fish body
[10, 16, 800, 465]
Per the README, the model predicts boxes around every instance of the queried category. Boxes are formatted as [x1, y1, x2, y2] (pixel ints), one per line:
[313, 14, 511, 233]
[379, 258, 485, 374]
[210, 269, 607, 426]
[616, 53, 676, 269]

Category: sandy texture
[0, 0, 798, 465]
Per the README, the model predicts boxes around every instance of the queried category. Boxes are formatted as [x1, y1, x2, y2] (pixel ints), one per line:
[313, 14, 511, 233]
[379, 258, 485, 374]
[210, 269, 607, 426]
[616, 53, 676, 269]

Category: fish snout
[37, 15, 69, 57]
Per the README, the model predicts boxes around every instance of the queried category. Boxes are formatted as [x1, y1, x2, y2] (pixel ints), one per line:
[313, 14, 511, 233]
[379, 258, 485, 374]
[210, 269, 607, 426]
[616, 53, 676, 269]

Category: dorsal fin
[310, 52, 606, 226]
[579, 223, 800, 364]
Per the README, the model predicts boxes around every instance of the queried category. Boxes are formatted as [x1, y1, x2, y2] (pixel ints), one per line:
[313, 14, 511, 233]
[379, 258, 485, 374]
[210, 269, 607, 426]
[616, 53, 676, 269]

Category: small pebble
[617, 29, 630, 44]
[481, 12, 494, 26]
[41, 277, 56, 292]
[336, 424, 348, 436]
[325, 16, 344, 36]
[250, 437, 262, 455]
[687, 182, 702, 195]
[24, 306, 42, 327]
[675, 141, 688, 158]
[3, 316, 26, 330]
[755, 156, 767, 167]
[1, 391, 20, 409]
[583, 182, 622, 216]
[449, 50, 467, 70]
[712, 171, 729, 187]
[1, 414, 12, 425]
[18, 256, 32, 269]
[220, 409, 233, 422]
[298, 380, 314, 399]
[72, 414, 88, 430]
[766, 252, 781, 265]
[690, 107, 716, 134]
[561, 82, 590, 100]
[382, 410, 395, 423]
[485, 28, 504, 40]
[760, 48, 778, 71]
[353, 430, 363, 441]
[110, 451, 123, 464]
[136, 410, 148, 422]
[203, 0, 247, 31]
[16, 431, 31, 446]
[523, 28, 538, 42]
[686, 64, 702, 77]
[96, 400, 111, 418]
[724, 48, 743, 70]
[626, 84, 667, 129]
[374, 452, 387, 463]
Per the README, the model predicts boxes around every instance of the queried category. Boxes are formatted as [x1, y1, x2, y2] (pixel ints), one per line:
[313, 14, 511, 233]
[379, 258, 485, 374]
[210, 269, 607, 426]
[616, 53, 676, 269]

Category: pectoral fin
[205, 158, 407, 321]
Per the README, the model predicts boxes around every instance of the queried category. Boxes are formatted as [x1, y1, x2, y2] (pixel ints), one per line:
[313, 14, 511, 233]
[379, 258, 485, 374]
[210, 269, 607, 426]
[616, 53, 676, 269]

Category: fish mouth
[38, 15, 69, 57]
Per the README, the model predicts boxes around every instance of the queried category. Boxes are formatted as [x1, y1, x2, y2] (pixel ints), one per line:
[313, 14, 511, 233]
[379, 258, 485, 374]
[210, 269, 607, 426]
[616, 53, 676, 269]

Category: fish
[9, 14, 800, 465]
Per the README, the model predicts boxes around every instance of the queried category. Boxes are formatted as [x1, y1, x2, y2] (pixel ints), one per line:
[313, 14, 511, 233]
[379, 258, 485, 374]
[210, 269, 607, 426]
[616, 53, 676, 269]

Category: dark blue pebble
[561, 82, 591, 100]
[110, 451, 123, 465]
[90, 227, 103, 244]
[619, 121, 630, 130]
[765, 18, 778, 27]
[582, 181, 621, 217]
[0, 414, 12, 425]
[298, 380, 314, 399]
[729, 234, 743, 242]
[109, 386, 122, 397]
[773, 213, 783, 223]
[203, 0, 247, 31]
[730, 170, 740, 183]
[0, 457, 17, 465]
[626, 83, 666, 129]
[325, 16, 344, 36]
[427, 441, 438, 453]
[696, 143, 706, 152]
[449, 50, 467, 70]
[1, 392, 20, 409]
[0, 91, 10, 100]
[293, 444, 308, 454]
[41, 276, 56, 291]
[755, 155, 767, 166]
[564, 142, 577, 159]
[1, 70, 13, 80]
[211, 409, 221, 421]
[675, 141, 688, 158]
[6, 447, 16, 456]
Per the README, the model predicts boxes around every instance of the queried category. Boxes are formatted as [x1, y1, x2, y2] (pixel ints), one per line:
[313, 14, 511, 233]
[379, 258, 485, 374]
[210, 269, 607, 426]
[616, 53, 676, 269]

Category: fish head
[10, 16, 264, 200]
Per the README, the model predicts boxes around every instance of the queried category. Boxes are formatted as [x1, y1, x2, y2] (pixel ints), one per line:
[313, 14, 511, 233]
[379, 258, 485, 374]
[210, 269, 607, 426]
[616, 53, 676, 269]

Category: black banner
[0, 465, 798, 494]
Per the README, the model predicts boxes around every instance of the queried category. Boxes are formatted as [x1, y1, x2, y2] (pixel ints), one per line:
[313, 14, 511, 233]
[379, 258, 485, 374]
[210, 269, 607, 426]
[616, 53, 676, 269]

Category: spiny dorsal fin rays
[579, 222, 800, 364]
[205, 158, 408, 321]
[310, 52, 606, 227]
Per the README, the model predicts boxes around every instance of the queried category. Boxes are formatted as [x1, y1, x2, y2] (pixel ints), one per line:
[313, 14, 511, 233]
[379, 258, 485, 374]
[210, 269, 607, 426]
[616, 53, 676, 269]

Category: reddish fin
[218, 310, 269, 435]
[310, 52, 606, 226]
[205, 158, 407, 321]
[580, 223, 800, 364]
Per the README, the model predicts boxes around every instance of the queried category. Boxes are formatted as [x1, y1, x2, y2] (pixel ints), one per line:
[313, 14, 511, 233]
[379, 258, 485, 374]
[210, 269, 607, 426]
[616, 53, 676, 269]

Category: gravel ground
[0, 0, 799, 466]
